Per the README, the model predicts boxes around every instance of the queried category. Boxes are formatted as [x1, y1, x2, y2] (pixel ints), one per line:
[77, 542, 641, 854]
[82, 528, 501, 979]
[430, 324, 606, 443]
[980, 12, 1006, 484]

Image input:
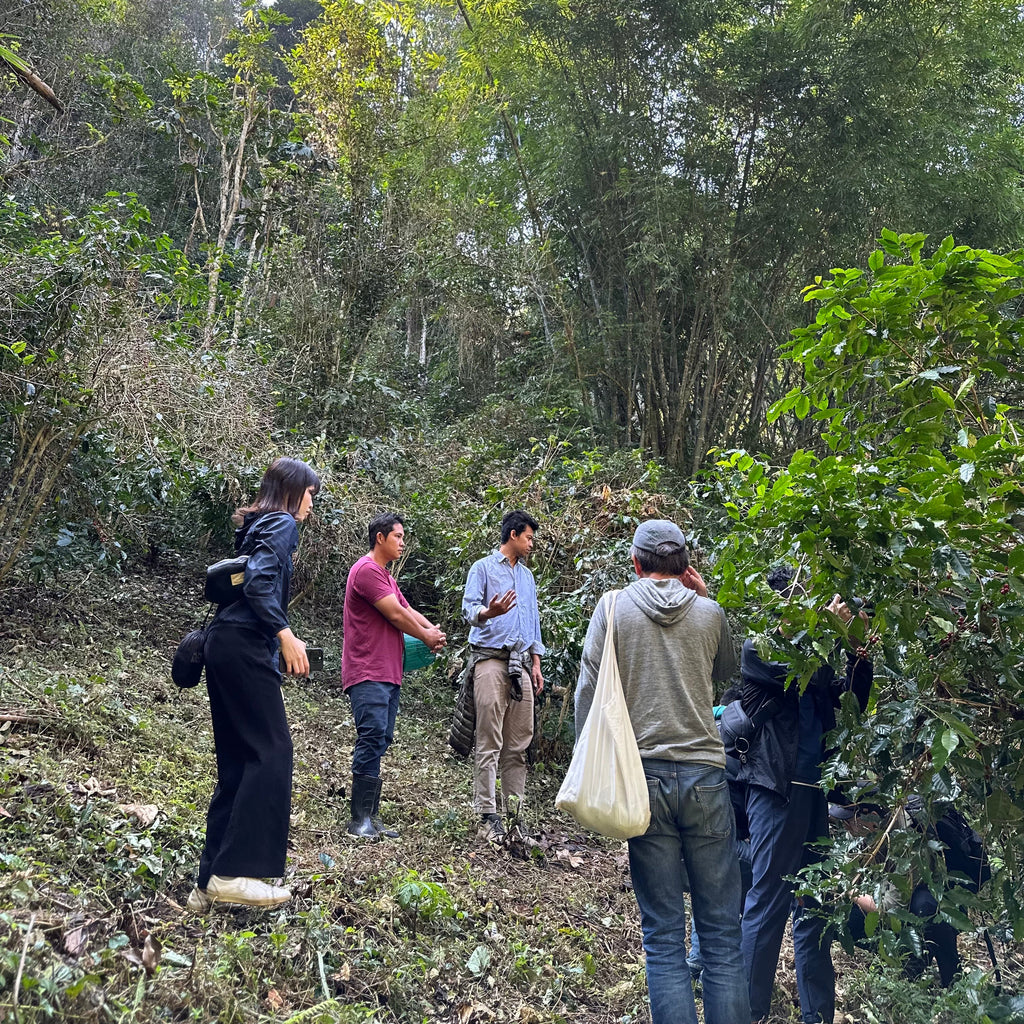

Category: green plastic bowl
[402, 634, 435, 673]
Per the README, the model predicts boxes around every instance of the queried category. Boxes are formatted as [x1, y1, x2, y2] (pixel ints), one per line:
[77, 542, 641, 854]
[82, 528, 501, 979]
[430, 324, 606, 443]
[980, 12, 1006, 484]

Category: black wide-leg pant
[197, 623, 293, 889]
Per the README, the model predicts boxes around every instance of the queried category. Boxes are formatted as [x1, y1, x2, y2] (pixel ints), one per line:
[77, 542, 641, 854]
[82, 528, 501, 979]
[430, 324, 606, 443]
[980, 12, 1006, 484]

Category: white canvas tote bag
[556, 591, 651, 839]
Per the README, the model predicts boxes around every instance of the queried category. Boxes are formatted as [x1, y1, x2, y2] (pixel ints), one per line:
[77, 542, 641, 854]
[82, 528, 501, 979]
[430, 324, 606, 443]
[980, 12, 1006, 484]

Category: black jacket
[735, 637, 873, 798]
[212, 511, 298, 639]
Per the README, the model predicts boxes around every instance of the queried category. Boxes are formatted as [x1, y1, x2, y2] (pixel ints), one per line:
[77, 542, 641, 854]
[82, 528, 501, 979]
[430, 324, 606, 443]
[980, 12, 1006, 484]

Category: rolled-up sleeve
[524, 570, 546, 656]
[241, 513, 297, 635]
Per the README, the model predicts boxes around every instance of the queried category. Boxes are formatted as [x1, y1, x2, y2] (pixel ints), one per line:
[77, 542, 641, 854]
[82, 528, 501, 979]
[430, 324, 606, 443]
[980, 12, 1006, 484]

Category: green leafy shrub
[710, 231, 1024, 943]
[392, 869, 463, 936]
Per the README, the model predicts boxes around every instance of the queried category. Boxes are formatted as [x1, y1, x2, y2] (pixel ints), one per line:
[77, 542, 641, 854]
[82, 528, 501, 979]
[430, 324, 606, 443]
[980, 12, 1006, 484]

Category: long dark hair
[232, 457, 321, 526]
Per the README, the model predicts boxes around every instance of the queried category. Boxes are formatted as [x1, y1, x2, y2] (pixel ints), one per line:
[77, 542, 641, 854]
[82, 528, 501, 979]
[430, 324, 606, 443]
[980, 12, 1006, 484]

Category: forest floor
[0, 567, 1011, 1024]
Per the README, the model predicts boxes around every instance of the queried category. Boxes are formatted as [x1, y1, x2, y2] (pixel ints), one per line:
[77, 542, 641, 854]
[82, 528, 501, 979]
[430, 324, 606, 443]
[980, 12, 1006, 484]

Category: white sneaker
[186, 887, 212, 913]
[207, 875, 291, 907]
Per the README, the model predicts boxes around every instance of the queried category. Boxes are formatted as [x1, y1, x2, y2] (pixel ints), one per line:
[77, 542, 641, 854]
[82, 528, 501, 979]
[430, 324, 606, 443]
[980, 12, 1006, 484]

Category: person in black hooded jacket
[739, 566, 874, 1024]
[187, 456, 320, 912]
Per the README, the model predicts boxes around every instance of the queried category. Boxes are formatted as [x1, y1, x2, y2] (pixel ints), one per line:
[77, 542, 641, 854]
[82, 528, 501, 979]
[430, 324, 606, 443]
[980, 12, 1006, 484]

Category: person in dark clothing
[835, 793, 988, 987]
[187, 457, 320, 911]
[849, 884, 960, 985]
[738, 567, 874, 1024]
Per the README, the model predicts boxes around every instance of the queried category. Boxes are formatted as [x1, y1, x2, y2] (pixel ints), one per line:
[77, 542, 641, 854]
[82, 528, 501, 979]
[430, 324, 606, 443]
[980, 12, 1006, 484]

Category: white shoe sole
[186, 889, 212, 913]
[205, 878, 292, 907]
[208, 891, 291, 907]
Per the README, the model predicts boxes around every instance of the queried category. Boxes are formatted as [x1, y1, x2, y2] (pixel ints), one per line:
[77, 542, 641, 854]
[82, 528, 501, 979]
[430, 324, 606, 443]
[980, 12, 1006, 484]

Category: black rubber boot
[347, 773, 379, 839]
[370, 777, 399, 838]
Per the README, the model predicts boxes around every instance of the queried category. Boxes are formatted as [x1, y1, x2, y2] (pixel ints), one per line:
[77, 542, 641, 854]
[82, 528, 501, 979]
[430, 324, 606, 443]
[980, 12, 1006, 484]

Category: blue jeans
[687, 837, 752, 979]
[628, 760, 749, 1024]
[742, 784, 834, 1023]
[349, 681, 400, 777]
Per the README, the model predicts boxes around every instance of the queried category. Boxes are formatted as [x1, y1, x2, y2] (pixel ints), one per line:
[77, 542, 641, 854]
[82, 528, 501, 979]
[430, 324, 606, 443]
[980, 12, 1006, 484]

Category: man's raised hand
[680, 567, 708, 598]
[484, 589, 517, 620]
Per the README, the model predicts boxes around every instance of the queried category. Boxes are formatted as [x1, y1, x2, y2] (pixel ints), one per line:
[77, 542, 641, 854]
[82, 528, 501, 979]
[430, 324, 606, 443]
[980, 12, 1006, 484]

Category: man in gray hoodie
[575, 520, 748, 1024]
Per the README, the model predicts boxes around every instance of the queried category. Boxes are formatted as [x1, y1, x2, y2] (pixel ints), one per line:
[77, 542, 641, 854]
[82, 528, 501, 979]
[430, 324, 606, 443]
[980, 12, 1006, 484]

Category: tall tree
[292, 0, 1024, 466]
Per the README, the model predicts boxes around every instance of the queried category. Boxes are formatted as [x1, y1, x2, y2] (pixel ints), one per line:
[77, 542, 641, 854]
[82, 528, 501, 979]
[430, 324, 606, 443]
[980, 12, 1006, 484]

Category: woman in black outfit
[188, 457, 320, 910]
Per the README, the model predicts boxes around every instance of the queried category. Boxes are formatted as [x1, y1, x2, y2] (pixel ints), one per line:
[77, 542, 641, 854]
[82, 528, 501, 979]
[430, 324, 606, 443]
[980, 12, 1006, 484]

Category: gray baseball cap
[828, 802, 858, 821]
[632, 519, 687, 554]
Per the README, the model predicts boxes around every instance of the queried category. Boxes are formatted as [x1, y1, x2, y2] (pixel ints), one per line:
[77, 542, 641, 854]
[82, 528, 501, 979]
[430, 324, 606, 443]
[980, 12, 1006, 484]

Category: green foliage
[5, 1, 1024, 1010]
[281, 1001, 378, 1024]
[302, 0, 1024, 469]
[0, 192, 280, 580]
[842, 966, 1022, 1024]
[9, 0, 1024, 475]
[393, 869, 463, 935]
[712, 231, 1024, 942]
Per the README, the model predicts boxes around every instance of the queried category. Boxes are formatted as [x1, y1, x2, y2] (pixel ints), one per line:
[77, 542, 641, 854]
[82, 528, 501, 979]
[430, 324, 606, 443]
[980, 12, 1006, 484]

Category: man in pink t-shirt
[341, 512, 446, 838]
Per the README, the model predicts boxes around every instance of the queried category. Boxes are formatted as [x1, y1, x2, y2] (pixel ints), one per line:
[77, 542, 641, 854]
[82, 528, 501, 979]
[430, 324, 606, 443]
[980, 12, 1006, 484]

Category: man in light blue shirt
[462, 510, 545, 841]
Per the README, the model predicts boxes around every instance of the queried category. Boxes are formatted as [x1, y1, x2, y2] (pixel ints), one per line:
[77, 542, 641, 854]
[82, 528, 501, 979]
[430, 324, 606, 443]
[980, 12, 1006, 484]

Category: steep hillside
[0, 569, 649, 1023]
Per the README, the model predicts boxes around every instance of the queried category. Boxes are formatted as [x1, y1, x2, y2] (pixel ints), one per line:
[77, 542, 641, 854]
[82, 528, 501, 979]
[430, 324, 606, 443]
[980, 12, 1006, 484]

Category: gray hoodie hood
[575, 582, 736, 764]
[624, 576, 698, 626]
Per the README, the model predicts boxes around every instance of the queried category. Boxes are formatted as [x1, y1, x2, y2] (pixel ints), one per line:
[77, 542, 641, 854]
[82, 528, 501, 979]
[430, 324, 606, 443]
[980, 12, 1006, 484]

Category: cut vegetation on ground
[1, 572, 1015, 1024]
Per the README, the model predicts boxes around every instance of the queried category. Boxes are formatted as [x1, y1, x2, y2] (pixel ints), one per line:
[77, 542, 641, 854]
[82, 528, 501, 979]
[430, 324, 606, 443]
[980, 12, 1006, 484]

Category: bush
[710, 231, 1024, 942]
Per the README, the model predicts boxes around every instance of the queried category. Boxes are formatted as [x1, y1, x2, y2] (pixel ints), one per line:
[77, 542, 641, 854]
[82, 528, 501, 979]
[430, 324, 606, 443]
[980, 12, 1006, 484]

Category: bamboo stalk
[3, 57, 63, 112]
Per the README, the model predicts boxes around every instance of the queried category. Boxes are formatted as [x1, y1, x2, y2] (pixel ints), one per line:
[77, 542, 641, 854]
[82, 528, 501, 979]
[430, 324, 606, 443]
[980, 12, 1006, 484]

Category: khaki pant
[472, 658, 534, 815]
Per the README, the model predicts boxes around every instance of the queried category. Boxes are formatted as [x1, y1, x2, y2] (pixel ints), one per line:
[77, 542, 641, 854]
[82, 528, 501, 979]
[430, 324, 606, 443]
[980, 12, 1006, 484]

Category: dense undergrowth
[0, 561, 1018, 1024]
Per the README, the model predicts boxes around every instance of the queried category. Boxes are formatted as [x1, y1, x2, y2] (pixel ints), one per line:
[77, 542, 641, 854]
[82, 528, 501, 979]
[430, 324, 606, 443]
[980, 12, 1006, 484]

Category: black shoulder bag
[205, 554, 249, 605]
[719, 697, 782, 764]
[171, 616, 210, 689]
[171, 514, 267, 688]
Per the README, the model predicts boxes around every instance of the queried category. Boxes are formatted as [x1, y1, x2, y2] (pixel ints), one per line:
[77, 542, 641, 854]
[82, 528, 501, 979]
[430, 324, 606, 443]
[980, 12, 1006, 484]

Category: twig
[1, 134, 111, 183]
[7, 912, 61, 929]
[12, 912, 36, 1024]
[317, 948, 330, 1001]
[851, 807, 903, 890]
[0, 713, 41, 724]
[0, 673, 60, 716]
